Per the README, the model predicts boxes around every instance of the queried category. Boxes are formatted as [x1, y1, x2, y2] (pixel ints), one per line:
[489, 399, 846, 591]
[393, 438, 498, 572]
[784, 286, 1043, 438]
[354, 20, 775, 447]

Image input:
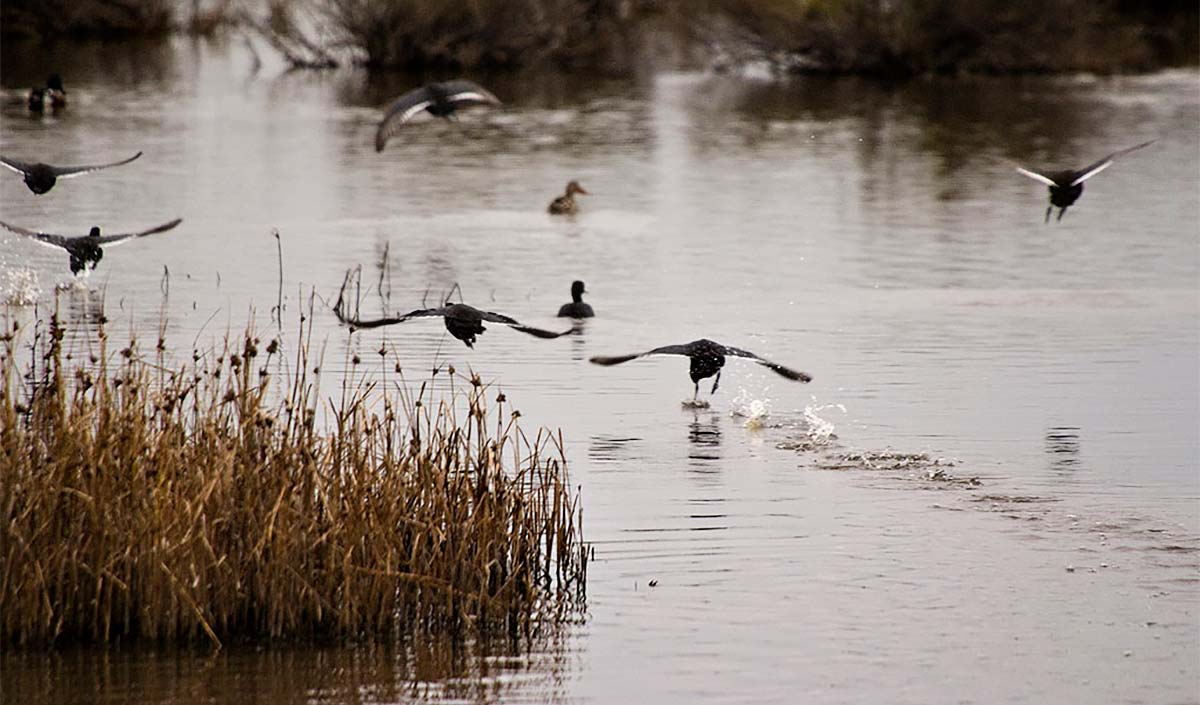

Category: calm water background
[2, 38, 1198, 704]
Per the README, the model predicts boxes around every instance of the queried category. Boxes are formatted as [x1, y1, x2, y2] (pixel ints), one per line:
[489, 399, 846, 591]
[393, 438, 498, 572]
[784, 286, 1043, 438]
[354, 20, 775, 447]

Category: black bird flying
[557, 280, 594, 318]
[374, 80, 501, 152]
[0, 218, 182, 275]
[590, 338, 812, 400]
[0, 151, 142, 195]
[1013, 140, 1156, 222]
[334, 299, 572, 349]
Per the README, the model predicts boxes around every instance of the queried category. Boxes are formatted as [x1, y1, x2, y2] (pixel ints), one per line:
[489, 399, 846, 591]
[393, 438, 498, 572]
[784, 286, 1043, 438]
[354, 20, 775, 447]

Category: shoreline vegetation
[1, 309, 587, 649]
[1, 0, 1195, 77]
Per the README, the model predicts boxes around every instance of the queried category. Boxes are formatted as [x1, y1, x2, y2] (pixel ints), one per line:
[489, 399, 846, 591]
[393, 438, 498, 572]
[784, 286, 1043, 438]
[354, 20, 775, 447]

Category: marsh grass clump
[0, 313, 587, 649]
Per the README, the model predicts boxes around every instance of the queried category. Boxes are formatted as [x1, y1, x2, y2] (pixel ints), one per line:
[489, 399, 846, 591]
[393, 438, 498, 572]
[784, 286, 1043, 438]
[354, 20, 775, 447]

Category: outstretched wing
[53, 151, 143, 179]
[375, 86, 436, 152]
[438, 80, 502, 108]
[0, 219, 70, 248]
[589, 343, 693, 366]
[1070, 139, 1157, 186]
[334, 305, 446, 329]
[95, 218, 183, 246]
[477, 310, 573, 339]
[0, 156, 36, 176]
[1014, 166, 1058, 187]
[722, 345, 813, 382]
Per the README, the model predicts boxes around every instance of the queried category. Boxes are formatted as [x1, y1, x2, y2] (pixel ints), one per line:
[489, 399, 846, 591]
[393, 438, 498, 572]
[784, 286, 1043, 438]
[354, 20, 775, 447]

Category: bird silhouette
[1, 152, 142, 195]
[591, 338, 811, 401]
[333, 292, 572, 349]
[1013, 140, 1156, 222]
[0, 218, 182, 275]
[28, 74, 66, 113]
[557, 280, 595, 318]
[374, 80, 501, 152]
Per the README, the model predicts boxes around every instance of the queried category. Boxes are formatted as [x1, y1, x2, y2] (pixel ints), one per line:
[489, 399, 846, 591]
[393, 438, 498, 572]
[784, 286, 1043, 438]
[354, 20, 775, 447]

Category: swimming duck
[548, 181, 588, 215]
[590, 338, 811, 401]
[334, 299, 572, 349]
[0, 151, 142, 195]
[27, 74, 66, 113]
[0, 218, 182, 275]
[557, 280, 594, 318]
[1014, 140, 1156, 222]
[374, 80, 502, 152]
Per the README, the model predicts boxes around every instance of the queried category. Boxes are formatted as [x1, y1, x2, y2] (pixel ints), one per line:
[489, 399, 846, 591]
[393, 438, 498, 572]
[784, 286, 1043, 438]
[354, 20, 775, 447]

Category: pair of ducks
[28, 74, 66, 113]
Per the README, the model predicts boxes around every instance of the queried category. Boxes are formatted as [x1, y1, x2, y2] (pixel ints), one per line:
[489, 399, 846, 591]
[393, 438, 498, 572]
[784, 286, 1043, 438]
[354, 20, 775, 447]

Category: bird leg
[1056, 207, 1067, 222]
[711, 371, 721, 394]
[1044, 205, 1052, 224]
[693, 381, 699, 401]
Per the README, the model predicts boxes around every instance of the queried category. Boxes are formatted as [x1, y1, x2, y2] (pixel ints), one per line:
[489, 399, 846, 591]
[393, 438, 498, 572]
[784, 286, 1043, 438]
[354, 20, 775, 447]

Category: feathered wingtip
[589, 353, 641, 366]
[758, 360, 812, 382]
[510, 324, 574, 339]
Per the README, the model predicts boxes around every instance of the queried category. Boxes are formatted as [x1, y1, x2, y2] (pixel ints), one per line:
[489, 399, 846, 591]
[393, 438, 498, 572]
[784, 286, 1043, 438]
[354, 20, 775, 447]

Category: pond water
[2, 38, 1198, 705]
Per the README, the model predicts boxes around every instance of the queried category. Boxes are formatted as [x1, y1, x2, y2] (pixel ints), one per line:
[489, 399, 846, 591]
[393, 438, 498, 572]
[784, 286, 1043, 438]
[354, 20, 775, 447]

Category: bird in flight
[0, 218, 182, 275]
[1012, 140, 1156, 222]
[333, 293, 572, 349]
[590, 338, 811, 401]
[374, 80, 502, 152]
[1, 151, 143, 195]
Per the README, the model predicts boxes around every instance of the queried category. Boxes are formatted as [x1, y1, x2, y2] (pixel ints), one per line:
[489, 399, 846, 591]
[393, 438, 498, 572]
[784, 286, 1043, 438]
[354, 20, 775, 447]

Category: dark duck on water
[590, 338, 812, 401]
[0, 218, 182, 275]
[548, 181, 589, 215]
[374, 80, 502, 152]
[1, 151, 142, 195]
[557, 281, 595, 318]
[1013, 140, 1156, 222]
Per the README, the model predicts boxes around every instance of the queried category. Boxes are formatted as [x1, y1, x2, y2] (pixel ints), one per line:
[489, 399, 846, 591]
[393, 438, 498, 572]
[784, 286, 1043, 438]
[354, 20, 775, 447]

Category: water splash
[729, 390, 771, 429]
[4, 268, 42, 306]
[802, 401, 845, 445]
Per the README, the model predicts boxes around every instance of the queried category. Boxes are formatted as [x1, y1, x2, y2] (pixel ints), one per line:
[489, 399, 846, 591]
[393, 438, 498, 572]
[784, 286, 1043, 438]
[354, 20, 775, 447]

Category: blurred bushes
[1, 0, 173, 42]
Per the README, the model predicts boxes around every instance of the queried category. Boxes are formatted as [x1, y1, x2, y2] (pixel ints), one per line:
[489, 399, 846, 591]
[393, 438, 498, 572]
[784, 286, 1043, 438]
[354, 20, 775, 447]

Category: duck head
[565, 180, 588, 196]
[88, 227, 101, 238]
[571, 280, 586, 302]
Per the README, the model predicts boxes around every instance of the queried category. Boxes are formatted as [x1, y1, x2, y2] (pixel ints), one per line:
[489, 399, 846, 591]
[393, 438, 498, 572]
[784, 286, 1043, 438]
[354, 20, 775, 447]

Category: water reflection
[588, 434, 642, 463]
[687, 410, 722, 466]
[1045, 425, 1082, 474]
[1, 633, 572, 705]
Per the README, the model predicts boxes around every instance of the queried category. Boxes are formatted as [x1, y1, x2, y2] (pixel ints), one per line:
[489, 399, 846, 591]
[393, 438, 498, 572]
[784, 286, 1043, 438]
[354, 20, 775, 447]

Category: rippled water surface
[2, 39, 1198, 705]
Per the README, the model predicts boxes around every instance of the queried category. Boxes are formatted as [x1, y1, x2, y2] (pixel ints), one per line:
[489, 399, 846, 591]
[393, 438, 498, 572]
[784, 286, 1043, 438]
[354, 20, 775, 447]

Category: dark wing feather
[334, 306, 446, 329]
[95, 218, 183, 246]
[375, 86, 436, 152]
[0, 219, 70, 248]
[476, 310, 572, 339]
[0, 156, 35, 175]
[53, 151, 143, 179]
[722, 345, 812, 382]
[589, 344, 693, 366]
[1070, 140, 1157, 186]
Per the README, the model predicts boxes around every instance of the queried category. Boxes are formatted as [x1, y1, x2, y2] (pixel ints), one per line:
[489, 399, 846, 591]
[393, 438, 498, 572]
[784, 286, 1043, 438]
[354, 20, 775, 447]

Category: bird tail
[589, 353, 641, 366]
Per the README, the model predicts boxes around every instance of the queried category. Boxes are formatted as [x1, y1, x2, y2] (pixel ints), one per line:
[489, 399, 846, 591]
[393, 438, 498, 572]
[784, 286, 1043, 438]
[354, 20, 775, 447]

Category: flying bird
[590, 338, 811, 401]
[374, 80, 502, 152]
[334, 300, 572, 349]
[548, 180, 589, 215]
[1013, 140, 1156, 222]
[28, 74, 66, 113]
[0, 218, 182, 275]
[1, 152, 143, 195]
[557, 280, 594, 318]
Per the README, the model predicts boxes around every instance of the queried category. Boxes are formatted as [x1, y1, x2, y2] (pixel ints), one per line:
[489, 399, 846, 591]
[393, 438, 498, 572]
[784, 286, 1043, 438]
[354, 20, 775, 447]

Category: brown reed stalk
[0, 309, 586, 650]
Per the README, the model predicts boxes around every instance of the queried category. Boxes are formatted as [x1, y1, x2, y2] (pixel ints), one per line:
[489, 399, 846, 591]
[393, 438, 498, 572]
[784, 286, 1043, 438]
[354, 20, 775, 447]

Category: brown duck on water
[0, 151, 142, 195]
[0, 218, 182, 275]
[1013, 140, 1156, 223]
[591, 338, 811, 401]
[374, 80, 502, 152]
[548, 181, 588, 215]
